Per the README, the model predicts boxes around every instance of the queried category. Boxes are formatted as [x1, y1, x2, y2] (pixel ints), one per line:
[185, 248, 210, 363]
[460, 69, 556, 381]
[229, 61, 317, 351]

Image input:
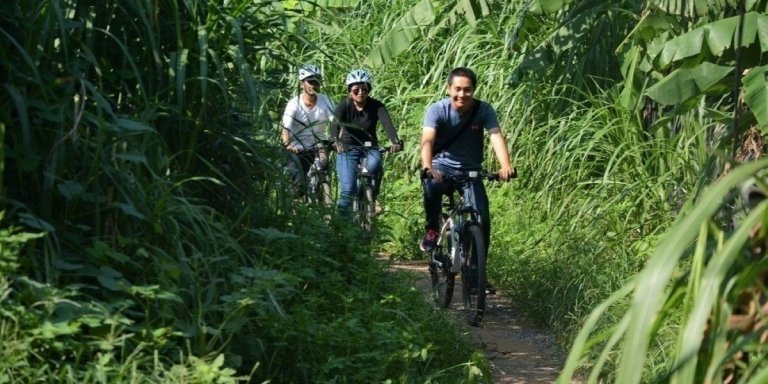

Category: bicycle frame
[432, 173, 484, 274]
[426, 170, 505, 326]
[302, 145, 332, 205]
[347, 142, 390, 234]
[306, 151, 327, 190]
[353, 143, 387, 190]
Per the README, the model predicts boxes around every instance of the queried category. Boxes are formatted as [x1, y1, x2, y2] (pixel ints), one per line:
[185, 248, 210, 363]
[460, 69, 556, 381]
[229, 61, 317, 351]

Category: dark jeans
[423, 165, 491, 254]
[336, 147, 383, 213]
[286, 150, 325, 196]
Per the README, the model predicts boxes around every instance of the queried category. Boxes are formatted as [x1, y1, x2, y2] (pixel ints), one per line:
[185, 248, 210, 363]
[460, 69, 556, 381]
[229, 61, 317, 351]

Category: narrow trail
[390, 260, 583, 384]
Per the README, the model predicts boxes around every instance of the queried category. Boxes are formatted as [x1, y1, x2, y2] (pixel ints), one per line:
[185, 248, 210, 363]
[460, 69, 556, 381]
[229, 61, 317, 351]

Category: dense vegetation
[3, 0, 768, 383]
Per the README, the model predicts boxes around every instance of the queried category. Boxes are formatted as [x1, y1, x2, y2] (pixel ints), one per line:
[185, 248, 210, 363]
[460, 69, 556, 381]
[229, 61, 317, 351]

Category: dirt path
[391, 260, 582, 384]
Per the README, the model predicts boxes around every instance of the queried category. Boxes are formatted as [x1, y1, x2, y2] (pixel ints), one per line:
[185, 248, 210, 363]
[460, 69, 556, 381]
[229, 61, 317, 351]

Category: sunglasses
[351, 87, 369, 95]
[305, 80, 321, 86]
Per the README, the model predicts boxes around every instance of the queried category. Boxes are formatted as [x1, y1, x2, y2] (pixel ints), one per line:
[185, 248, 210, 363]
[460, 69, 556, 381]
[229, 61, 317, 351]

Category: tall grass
[278, 1, 768, 382]
[557, 159, 768, 383]
[5, 0, 765, 381]
[1, 0, 492, 382]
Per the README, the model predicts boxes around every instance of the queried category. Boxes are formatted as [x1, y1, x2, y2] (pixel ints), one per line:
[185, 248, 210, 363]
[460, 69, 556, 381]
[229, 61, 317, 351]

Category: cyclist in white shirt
[281, 64, 335, 196]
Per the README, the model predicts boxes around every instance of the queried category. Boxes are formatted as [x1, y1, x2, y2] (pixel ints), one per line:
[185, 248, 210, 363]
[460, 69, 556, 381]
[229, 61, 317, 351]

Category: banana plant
[505, 0, 641, 98]
[279, 0, 497, 68]
[508, 0, 768, 131]
[623, 3, 768, 130]
[362, 0, 493, 67]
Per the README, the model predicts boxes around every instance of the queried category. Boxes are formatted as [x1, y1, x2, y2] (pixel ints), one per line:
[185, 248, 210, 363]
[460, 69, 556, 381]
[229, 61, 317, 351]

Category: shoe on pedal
[420, 229, 438, 252]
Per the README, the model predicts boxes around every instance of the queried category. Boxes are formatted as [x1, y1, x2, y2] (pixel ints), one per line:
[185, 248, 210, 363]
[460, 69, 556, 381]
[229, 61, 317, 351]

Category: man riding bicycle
[419, 67, 514, 292]
[281, 64, 335, 196]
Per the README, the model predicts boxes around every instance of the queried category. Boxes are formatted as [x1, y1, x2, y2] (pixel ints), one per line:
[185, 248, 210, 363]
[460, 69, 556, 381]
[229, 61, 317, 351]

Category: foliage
[558, 159, 768, 383]
[296, 0, 768, 382]
[507, 0, 641, 102]
[1, 0, 490, 382]
[6, 0, 768, 382]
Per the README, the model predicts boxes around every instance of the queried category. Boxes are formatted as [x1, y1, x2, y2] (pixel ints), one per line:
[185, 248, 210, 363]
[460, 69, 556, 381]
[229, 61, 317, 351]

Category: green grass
[0, 0, 493, 382]
[5, 0, 768, 382]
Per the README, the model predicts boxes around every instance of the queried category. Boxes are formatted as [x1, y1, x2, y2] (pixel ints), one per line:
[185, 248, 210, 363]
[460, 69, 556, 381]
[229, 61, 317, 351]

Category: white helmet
[345, 69, 373, 86]
[298, 64, 322, 81]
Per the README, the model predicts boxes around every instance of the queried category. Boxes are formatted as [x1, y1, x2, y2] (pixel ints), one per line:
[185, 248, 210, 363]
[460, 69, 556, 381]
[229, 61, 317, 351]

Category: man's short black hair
[447, 67, 477, 88]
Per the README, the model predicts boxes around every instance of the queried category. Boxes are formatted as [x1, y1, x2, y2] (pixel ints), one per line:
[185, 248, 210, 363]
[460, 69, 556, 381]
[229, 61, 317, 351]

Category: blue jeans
[336, 147, 383, 213]
[423, 165, 491, 253]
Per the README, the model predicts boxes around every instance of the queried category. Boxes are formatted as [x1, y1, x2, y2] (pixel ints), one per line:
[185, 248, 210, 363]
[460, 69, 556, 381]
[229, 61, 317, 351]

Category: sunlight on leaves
[364, 0, 435, 67]
[743, 64, 768, 130]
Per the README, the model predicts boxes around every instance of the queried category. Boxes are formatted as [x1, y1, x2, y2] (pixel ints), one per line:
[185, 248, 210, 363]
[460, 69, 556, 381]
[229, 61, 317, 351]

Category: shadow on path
[390, 260, 583, 384]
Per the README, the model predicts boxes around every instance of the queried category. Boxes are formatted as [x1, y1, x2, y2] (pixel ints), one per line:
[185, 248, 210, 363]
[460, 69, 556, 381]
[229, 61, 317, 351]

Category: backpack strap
[433, 99, 482, 154]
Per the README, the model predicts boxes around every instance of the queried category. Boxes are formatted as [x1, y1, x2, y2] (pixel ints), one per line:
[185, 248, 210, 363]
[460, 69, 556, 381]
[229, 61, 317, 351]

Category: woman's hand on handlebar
[389, 140, 403, 153]
[421, 167, 443, 182]
[497, 167, 517, 181]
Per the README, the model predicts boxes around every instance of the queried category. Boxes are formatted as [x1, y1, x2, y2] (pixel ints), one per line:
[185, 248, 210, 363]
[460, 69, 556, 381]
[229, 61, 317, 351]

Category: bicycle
[351, 142, 390, 234]
[305, 143, 333, 207]
[424, 170, 509, 326]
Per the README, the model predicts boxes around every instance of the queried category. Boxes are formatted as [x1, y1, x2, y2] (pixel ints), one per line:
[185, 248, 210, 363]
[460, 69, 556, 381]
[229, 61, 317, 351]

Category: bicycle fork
[430, 213, 466, 275]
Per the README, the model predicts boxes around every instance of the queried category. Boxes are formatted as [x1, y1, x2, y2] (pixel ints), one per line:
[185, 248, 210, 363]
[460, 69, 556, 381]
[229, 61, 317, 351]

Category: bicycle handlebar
[420, 168, 517, 181]
[330, 143, 392, 154]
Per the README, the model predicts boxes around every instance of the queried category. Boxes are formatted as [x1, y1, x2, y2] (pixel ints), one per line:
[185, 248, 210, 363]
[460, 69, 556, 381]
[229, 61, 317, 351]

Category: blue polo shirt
[423, 98, 499, 170]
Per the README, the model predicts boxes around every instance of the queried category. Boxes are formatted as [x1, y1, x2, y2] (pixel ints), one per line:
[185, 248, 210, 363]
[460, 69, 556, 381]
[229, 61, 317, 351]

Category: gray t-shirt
[422, 98, 499, 170]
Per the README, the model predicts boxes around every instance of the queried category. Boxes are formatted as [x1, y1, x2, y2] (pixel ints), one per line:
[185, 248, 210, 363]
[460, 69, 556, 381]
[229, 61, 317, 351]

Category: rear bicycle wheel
[461, 224, 487, 326]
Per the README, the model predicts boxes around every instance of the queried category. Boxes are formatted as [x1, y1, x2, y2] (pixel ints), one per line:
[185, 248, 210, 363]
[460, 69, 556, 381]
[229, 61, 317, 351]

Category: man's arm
[420, 127, 436, 170]
[281, 102, 299, 152]
[281, 127, 292, 147]
[489, 129, 513, 180]
[420, 127, 443, 181]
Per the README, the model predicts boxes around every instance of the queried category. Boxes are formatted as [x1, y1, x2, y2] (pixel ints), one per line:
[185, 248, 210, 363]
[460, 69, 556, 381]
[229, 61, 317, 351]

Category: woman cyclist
[331, 68, 403, 215]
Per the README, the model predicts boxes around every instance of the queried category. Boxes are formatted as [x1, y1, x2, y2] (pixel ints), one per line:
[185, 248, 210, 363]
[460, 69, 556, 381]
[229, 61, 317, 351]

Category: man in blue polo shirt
[419, 67, 514, 292]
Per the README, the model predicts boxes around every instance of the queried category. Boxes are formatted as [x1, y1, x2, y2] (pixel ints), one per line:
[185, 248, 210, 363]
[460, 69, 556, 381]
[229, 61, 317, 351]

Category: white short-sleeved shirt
[281, 93, 335, 150]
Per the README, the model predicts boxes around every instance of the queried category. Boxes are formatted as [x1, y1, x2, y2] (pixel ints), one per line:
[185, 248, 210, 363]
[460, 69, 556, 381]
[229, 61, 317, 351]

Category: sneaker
[420, 229, 439, 252]
[469, 284, 497, 295]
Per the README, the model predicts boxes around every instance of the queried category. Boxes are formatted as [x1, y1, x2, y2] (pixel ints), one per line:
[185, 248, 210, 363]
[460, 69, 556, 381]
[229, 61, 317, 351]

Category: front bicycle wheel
[320, 181, 333, 206]
[306, 174, 319, 204]
[461, 224, 487, 326]
[357, 182, 375, 234]
[429, 248, 455, 308]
